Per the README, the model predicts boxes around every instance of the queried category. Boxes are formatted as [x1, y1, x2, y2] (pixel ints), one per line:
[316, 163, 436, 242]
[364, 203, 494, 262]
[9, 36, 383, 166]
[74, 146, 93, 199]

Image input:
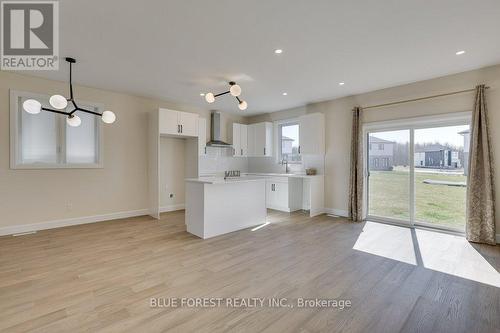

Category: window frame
[10, 89, 104, 169]
[275, 119, 301, 164]
[362, 111, 472, 233]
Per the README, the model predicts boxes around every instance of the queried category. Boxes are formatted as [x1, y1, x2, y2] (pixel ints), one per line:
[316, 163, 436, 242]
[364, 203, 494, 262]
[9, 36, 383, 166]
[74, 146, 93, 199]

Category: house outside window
[368, 136, 395, 171]
[278, 122, 301, 163]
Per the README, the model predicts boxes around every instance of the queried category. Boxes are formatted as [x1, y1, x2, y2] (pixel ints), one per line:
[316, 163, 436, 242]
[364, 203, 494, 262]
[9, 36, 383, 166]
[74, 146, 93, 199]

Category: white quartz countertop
[245, 172, 324, 179]
[186, 173, 323, 184]
[185, 176, 267, 184]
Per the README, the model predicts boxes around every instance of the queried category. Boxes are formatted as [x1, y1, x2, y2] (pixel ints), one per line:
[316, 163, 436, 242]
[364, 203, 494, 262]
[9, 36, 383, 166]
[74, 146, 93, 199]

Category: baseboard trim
[160, 204, 185, 213]
[0, 209, 149, 236]
[266, 205, 291, 212]
[324, 208, 349, 217]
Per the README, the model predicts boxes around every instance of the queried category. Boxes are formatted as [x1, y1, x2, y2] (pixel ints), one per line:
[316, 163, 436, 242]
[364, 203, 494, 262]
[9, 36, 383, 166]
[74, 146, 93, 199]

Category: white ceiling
[23, 0, 500, 116]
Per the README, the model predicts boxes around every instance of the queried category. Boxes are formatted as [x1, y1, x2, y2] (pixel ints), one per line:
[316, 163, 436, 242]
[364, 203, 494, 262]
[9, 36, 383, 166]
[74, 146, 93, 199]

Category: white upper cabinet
[231, 123, 248, 157]
[179, 111, 199, 137]
[248, 122, 272, 157]
[299, 113, 325, 155]
[240, 124, 248, 156]
[232, 123, 242, 156]
[159, 108, 179, 135]
[198, 117, 207, 156]
[159, 108, 199, 137]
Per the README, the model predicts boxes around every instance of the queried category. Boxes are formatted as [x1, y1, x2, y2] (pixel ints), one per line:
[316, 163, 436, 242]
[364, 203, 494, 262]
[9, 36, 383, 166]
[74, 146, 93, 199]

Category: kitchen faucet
[281, 159, 289, 174]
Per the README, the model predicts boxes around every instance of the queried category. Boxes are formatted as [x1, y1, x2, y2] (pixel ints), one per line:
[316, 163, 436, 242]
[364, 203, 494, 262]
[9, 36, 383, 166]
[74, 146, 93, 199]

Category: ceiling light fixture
[200, 93, 205, 96]
[282, 92, 288, 96]
[456, 50, 466, 55]
[205, 82, 248, 111]
[339, 82, 345, 86]
[22, 57, 116, 127]
[274, 49, 283, 54]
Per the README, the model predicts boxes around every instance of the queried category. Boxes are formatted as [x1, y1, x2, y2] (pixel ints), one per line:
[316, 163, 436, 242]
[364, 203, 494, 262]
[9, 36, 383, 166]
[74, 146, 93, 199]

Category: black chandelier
[22, 57, 116, 127]
[204, 81, 248, 110]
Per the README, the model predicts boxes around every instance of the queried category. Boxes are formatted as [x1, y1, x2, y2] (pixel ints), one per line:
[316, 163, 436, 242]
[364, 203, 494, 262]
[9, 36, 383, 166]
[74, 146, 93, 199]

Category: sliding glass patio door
[367, 130, 410, 224]
[413, 125, 469, 230]
[365, 113, 470, 232]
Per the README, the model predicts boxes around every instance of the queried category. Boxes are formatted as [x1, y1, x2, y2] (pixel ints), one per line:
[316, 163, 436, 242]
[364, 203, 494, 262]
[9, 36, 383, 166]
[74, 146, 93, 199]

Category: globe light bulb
[67, 115, 81, 127]
[238, 100, 248, 111]
[205, 93, 215, 103]
[23, 99, 41, 114]
[49, 94, 68, 109]
[229, 84, 241, 97]
[101, 110, 116, 124]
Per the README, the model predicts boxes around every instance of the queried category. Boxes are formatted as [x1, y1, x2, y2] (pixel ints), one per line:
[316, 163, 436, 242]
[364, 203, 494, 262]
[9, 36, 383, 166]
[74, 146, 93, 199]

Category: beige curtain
[466, 85, 496, 245]
[348, 107, 363, 222]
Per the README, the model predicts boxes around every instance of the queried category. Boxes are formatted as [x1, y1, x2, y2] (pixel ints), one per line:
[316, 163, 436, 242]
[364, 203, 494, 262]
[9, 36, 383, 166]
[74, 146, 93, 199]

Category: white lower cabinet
[265, 177, 302, 212]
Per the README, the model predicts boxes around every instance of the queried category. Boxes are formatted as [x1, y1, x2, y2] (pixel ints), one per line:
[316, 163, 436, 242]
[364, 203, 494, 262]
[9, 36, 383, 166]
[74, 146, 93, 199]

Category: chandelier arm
[236, 96, 242, 103]
[76, 107, 103, 117]
[41, 107, 71, 116]
[214, 91, 230, 98]
[69, 61, 74, 100]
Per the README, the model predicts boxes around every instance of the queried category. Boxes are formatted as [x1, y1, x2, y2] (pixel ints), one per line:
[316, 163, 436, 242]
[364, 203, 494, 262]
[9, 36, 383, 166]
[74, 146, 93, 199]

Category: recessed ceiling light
[282, 92, 287, 96]
[339, 82, 345, 86]
[200, 93, 205, 96]
[274, 49, 283, 54]
[456, 50, 465, 55]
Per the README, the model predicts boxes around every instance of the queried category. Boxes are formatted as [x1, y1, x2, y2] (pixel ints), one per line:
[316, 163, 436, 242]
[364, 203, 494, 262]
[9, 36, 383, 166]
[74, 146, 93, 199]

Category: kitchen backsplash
[199, 147, 324, 177]
[199, 147, 249, 176]
[247, 154, 325, 175]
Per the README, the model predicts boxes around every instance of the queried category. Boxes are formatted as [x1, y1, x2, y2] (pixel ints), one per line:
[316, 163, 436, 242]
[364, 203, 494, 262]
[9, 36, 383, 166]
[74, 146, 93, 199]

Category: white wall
[160, 137, 186, 209]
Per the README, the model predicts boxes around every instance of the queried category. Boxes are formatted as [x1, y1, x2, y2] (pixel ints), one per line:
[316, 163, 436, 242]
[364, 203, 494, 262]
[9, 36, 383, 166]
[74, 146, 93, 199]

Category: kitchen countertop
[244, 172, 324, 179]
[185, 176, 267, 184]
[186, 173, 323, 184]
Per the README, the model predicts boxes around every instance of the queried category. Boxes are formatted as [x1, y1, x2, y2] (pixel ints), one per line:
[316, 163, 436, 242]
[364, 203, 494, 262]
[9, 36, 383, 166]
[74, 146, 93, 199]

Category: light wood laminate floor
[0, 210, 499, 333]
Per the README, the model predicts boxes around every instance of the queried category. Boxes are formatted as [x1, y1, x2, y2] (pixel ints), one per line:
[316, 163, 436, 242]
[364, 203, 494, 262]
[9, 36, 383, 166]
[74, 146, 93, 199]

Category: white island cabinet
[185, 177, 267, 239]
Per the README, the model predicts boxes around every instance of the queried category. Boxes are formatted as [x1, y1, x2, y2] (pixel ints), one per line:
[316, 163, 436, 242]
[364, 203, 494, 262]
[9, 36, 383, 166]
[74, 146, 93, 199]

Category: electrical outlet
[169, 193, 174, 198]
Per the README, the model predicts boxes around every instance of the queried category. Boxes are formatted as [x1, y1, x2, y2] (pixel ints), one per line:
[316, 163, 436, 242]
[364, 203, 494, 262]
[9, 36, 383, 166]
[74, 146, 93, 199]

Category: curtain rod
[361, 86, 490, 110]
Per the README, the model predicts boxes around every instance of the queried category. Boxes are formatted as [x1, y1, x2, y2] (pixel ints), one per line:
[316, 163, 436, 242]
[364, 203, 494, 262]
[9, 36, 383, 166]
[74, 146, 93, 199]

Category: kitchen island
[185, 177, 267, 239]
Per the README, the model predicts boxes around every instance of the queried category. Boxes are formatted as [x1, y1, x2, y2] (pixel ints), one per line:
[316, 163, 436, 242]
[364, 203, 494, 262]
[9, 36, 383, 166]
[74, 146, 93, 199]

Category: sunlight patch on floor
[353, 222, 419, 265]
[252, 222, 270, 231]
[353, 222, 500, 287]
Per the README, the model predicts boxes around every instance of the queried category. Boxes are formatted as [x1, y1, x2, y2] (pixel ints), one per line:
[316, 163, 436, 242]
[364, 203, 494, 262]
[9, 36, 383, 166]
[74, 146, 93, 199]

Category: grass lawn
[368, 169, 466, 229]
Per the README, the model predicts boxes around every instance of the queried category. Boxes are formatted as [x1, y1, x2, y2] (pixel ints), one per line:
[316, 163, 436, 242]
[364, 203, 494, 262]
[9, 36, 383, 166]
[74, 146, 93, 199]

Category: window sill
[11, 163, 103, 170]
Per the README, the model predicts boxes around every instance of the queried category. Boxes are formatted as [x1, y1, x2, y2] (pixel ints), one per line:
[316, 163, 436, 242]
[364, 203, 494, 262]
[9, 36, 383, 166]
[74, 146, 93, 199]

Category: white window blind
[66, 109, 98, 164]
[20, 101, 59, 164]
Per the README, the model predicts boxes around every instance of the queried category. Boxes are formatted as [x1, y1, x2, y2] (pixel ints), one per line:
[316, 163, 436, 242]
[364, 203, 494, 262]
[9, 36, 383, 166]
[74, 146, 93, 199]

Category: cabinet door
[265, 180, 275, 207]
[264, 122, 273, 156]
[299, 113, 325, 155]
[232, 123, 241, 156]
[159, 109, 180, 135]
[178, 111, 199, 137]
[253, 123, 266, 156]
[247, 124, 256, 156]
[240, 124, 248, 156]
[275, 182, 289, 208]
[198, 118, 207, 156]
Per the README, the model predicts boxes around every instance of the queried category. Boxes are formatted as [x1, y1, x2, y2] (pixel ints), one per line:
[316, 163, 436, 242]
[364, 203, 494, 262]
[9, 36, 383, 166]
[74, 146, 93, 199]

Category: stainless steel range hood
[206, 112, 232, 147]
